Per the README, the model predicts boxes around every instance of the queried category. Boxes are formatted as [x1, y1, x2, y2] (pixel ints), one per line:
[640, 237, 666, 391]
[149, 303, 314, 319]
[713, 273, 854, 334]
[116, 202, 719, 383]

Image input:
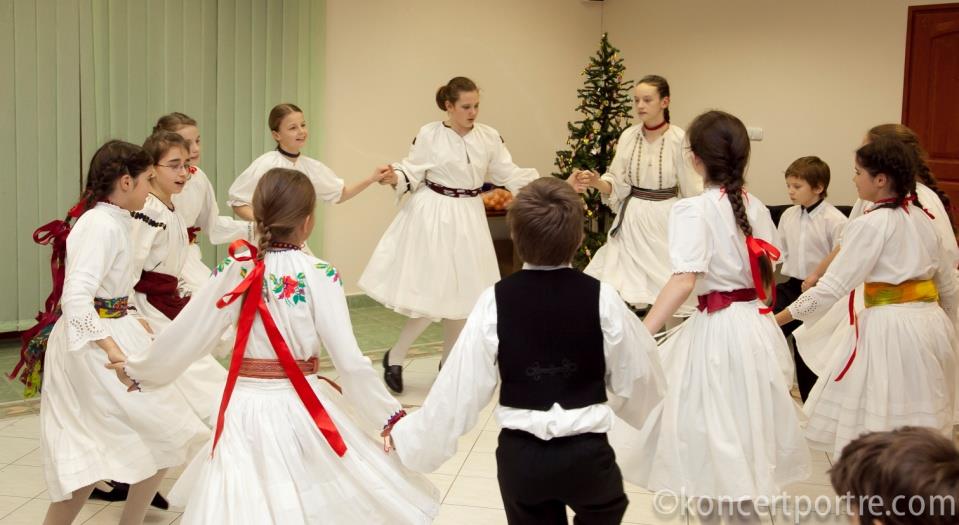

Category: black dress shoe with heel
[89, 481, 169, 509]
[382, 349, 404, 393]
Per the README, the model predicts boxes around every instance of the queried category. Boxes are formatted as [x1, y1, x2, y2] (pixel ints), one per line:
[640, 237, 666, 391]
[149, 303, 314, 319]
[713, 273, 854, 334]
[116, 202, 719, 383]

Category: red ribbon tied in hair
[744, 236, 781, 315]
[212, 239, 347, 457]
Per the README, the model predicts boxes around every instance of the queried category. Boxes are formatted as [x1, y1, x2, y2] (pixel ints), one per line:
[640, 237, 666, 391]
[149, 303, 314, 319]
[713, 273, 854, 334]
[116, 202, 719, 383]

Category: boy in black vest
[389, 177, 665, 524]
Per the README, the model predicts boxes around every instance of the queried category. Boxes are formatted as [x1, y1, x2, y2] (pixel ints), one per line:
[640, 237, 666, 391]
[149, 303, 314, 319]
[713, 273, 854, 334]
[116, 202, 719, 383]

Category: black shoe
[383, 349, 404, 393]
[89, 481, 129, 502]
[151, 492, 170, 510]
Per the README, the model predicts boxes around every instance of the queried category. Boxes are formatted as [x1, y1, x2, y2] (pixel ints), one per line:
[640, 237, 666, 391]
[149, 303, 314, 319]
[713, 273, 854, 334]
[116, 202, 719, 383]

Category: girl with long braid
[121, 168, 439, 524]
[39, 140, 208, 525]
[777, 137, 958, 458]
[611, 111, 809, 507]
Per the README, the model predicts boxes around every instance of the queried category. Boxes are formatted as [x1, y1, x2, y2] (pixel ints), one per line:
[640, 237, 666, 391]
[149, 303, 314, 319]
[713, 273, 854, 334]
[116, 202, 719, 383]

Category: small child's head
[830, 427, 959, 525]
[252, 168, 316, 255]
[854, 137, 915, 204]
[83, 140, 154, 213]
[784, 156, 830, 207]
[268, 103, 307, 154]
[154, 112, 201, 164]
[142, 131, 190, 197]
[507, 178, 583, 266]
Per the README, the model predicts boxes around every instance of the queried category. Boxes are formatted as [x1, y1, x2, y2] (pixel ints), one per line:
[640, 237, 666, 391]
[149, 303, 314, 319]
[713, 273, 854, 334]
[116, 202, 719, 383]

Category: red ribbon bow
[212, 239, 347, 457]
[745, 236, 781, 315]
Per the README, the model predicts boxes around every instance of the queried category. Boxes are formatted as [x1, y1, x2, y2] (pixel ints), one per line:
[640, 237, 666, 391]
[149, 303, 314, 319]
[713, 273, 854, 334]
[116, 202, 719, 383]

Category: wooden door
[902, 3, 959, 223]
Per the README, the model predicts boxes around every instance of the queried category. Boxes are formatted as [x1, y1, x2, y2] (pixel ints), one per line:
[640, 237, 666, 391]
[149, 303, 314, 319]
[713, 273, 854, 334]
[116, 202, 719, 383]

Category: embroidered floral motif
[268, 272, 307, 306]
[94, 296, 129, 318]
[315, 262, 342, 286]
[213, 256, 233, 276]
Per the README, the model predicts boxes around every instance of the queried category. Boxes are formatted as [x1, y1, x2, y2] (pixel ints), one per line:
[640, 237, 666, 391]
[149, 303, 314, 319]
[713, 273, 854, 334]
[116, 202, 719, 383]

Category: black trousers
[775, 277, 818, 401]
[496, 428, 628, 525]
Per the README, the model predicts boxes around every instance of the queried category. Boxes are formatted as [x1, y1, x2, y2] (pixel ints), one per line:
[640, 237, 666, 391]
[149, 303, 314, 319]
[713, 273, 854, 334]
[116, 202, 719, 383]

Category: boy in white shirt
[774, 156, 847, 401]
[387, 177, 664, 524]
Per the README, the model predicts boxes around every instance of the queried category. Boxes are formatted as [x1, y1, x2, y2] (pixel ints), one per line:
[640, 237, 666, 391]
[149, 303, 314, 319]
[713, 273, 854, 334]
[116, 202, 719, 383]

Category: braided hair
[867, 123, 952, 227]
[251, 168, 316, 258]
[855, 137, 917, 213]
[78, 140, 154, 215]
[687, 110, 774, 294]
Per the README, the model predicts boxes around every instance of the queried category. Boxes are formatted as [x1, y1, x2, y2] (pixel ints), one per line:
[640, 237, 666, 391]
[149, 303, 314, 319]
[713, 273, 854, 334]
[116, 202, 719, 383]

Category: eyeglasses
[157, 162, 191, 172]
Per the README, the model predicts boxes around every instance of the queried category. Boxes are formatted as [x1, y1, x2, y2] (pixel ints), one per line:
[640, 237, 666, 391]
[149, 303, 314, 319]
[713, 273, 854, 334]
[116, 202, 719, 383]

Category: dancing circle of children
[227, 103, 391, 226]
[357, 76, 539, 394]
[606, 110, 811, 518]
[40, 140, 209, 525]
[119, 168, 441, 524]
[129, 131, 228, 423]
[386, 177, 666, 525]
[775, 135, 959, 459]
[772, 156, 847, 401]
[154, 112, 256, 291]
[568, 75, 702, 325]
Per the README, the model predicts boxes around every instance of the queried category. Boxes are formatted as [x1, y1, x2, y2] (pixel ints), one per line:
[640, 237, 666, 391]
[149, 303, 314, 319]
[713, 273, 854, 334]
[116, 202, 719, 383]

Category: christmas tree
[553, 33, 634, 269]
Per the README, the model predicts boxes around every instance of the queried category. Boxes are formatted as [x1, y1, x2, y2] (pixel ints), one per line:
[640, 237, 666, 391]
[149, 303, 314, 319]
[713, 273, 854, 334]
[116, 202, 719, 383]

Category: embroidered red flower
[279, 275, 299, 299]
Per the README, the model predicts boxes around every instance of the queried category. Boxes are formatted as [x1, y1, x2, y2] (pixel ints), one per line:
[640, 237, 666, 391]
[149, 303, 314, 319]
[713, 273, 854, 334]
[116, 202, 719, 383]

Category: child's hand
[578, 169, 600, 187]
[380, 427, 395, 454]
[567, 170, 589, 193]
[801, 274, 819, 292]
[105, 361, 140, 392]
[374, 165, 397, 186]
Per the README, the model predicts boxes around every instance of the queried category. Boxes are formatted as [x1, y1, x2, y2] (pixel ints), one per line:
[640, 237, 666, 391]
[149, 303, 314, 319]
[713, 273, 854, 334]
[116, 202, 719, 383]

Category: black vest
[496, 268, 606, 410]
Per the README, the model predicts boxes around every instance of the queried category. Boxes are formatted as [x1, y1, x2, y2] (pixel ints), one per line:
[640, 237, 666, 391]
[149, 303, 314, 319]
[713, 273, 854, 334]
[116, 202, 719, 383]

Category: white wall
[323, 0, 936, 293]
[323, 0, 604, 293]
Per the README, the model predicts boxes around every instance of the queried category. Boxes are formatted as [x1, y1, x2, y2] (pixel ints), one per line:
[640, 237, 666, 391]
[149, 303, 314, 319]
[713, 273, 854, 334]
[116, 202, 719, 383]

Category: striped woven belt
[425, 179, 483, 198]
[629, 186, 679, 201]
[94, 296, 129, 319]
[238, 356, 319, 379]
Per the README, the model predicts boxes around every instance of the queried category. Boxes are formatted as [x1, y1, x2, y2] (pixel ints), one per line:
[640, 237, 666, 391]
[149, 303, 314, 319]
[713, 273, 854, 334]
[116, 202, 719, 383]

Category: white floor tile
[0, 496, 29, 520]
[425, 473, 455, 500]
[623, 492, 686, 524]
[0, 499, 100, 524]
[0, 417, 39, 440]
[82, 505, 180, 524]
[434, 503, 508, 525]
[0, 466, 45, 498]
[444, 475, 504, 509]
[0, 438, 37, 465]
[459, 452, 497, 479]
[471, 430, 499, 453]
[9, 448, 41, 468]
[433, 450, 469, 477]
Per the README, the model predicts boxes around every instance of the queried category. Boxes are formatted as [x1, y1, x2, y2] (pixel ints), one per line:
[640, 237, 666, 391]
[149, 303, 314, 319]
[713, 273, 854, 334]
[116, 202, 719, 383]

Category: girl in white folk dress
[609, 111, 810, 519]
[776, 137, 958, 459]
[130, 131, 227, 423]
[41, 140, 208, 525]
[121, 168, 440, 525]
[153, 112, 255, 292]
[571, 75, 702, 321]
[359, 76, 539, 393]
[792, 124, 958, 387]
[228, 103, 389, 223]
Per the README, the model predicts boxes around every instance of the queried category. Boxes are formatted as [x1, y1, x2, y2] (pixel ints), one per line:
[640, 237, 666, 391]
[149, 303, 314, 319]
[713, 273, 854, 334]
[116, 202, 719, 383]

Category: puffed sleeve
[675, 134, 703, 198]
[308, 259, 402, 428]
[190, 168, 254, 244]
[303, 158, 345, 205]
[390, 287, 500, 473]
[601, 127, 636, 211]
[668, 198, 710, 274]
[123, 256, 246, 388]
[485, 133, 539, 195]
[227, 156, 264, 208]
[61, 215, 119, 351]
[788, 216, 884, 322]
[391, 127, 436, 200]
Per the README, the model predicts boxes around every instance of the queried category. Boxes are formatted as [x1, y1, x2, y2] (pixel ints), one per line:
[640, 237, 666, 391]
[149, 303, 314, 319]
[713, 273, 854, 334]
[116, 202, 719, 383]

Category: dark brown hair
[435, 77, 478, 111]
[831, 427, 959, 525]
[856, 137, 917, 212]
[688, 110, 774, 295]
[153, 112, 197, 134]
[268, 103, 304, 132]
[252, 168, 316, 257]
[867, 123, 952, 225]
[637, 74, 671, 123]
[142, 131, 189, 166]
[78, 140, 154, 214]
[507, 178, 583, 266]
[785, 156, 831, 198]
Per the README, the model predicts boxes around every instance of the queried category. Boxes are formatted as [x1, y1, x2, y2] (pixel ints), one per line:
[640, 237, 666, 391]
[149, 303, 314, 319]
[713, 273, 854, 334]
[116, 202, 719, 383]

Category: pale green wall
[1, 0, 325, 331]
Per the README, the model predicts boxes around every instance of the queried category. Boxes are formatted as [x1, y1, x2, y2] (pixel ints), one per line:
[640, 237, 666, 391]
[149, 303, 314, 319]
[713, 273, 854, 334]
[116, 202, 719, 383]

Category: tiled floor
[0, 301, 848, 524]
